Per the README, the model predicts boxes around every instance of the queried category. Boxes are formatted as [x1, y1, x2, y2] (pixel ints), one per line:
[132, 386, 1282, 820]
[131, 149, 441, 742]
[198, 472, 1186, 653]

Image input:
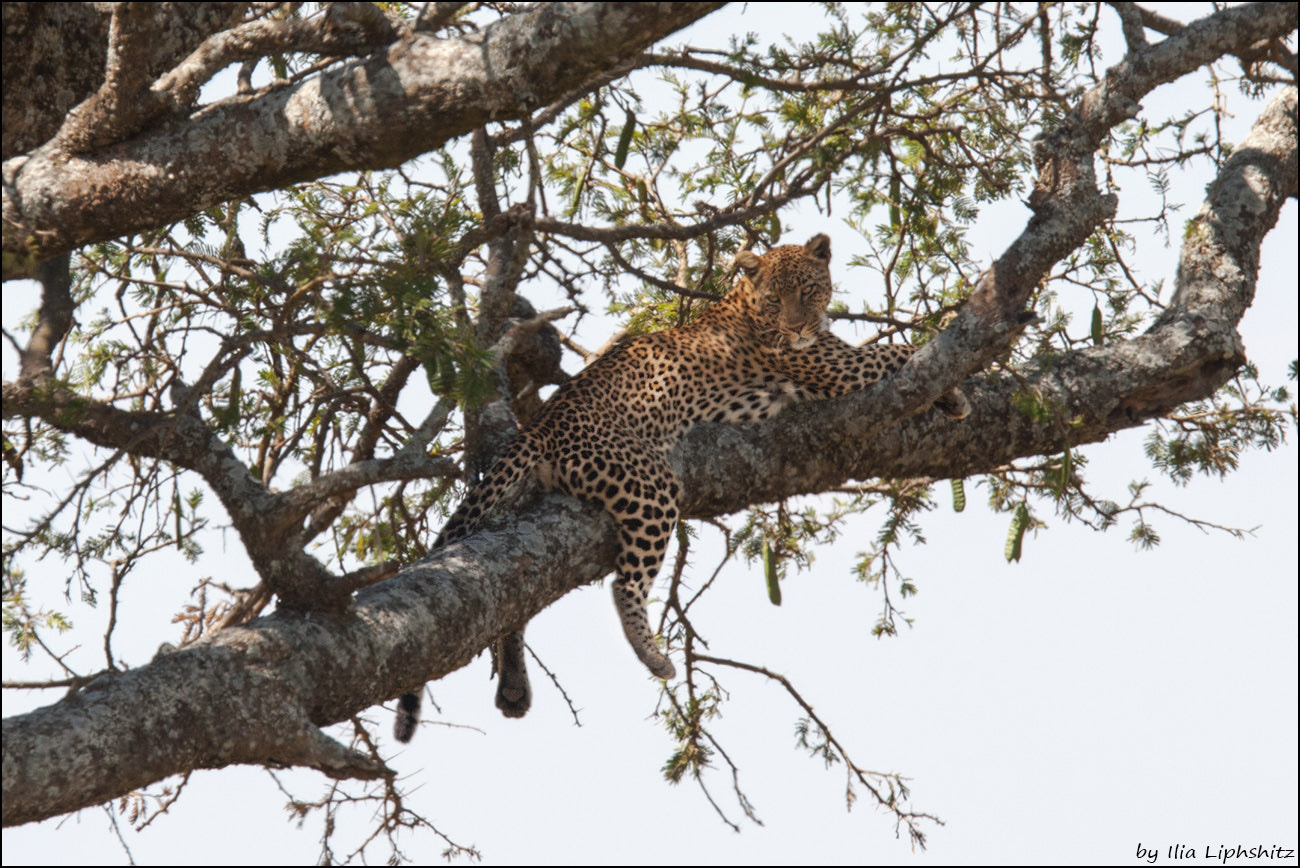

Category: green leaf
[1005, 503, 1030, 563]
[1090, 303, 1104, 345]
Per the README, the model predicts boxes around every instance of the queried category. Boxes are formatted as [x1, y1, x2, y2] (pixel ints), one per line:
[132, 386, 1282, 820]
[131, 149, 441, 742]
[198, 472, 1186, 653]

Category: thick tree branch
[2, 3, 249, 160]
[1109, 3, 1149, 51]
[52, 3, 162, 153]
[875, 1, 1296, 431]
[279, 452, 461, 520]
[2, 2, 724, 277]
[2, 494, 621, 827]
[147, 5, 400, 122]
[414, 3, 469, 34]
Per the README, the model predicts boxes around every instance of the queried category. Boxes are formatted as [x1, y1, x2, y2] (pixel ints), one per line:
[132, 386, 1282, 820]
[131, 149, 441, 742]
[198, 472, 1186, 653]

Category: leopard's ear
[733, 249, 763, 275]
[804, 234, 831, 262]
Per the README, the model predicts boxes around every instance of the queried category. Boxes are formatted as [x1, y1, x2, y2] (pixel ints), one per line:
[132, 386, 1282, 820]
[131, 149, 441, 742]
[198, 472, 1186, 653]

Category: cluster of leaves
[1145, 365, 1294, 485]
[5, 168, 496, 648]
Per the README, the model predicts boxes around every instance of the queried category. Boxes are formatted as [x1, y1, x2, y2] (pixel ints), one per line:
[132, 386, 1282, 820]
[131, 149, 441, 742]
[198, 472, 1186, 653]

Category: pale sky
[3, 4, 1296, 866]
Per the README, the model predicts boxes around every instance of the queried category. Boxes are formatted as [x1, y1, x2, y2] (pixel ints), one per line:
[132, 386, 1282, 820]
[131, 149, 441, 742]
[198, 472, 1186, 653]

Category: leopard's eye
[765, 295, 781, 308]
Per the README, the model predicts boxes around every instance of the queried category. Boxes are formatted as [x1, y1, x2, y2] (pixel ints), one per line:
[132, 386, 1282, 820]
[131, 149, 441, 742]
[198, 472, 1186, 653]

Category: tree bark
[2, 2, 724, 277]
[2, 3, 250, 159]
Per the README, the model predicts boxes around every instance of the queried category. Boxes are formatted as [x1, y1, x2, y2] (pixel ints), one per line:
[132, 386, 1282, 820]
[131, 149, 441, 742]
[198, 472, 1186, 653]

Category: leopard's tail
[394, 437, 541, 743]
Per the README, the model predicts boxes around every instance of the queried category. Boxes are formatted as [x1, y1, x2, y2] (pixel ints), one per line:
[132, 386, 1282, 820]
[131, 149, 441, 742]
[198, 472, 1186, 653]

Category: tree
[3, 2, 1296, 862]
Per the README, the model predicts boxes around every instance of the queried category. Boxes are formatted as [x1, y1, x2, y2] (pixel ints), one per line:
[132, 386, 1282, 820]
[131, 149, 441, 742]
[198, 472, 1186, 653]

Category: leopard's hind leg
[555, 436, 679, 680]
[394, 437, 540, 739]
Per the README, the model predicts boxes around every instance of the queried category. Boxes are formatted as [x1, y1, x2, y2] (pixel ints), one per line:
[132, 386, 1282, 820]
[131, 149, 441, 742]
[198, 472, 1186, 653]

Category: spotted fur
[394, 234, 969, 740]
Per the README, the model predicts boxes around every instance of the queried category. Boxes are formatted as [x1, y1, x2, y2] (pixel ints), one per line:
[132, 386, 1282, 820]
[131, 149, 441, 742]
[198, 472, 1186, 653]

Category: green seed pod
[614, 110, 636, 170]
[1005, 503, 1030, 563]
[1056, 446, 1072, 499]
[762, 537, 782, 606]
[889, 172, 902, 230]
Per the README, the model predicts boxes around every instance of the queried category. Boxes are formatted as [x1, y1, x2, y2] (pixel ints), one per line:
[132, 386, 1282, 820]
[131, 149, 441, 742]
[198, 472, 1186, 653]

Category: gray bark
[1, 494, 619, 827]
[2, 2, 724, 276]
[2, 3, 249, 159]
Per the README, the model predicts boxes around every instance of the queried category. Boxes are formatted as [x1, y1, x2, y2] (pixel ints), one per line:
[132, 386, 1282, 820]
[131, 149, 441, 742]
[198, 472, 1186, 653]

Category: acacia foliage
[2, 2, 1297, 860]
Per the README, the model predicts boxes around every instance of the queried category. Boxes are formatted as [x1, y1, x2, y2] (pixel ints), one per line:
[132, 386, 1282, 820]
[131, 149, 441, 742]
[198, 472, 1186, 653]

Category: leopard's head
[734, 234, 833, 351]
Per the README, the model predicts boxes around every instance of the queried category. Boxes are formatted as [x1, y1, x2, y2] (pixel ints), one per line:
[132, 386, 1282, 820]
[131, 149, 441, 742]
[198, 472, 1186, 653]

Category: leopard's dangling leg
[612, 558, 677, 679]
[609, 475, 679, 681]
[493, 629, 532, 717]
[556, 438, 678, 680]
[394, 437, 542, 736]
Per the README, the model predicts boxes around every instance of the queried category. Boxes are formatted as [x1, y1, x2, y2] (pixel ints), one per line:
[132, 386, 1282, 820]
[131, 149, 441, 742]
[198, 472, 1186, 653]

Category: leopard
[393, 233, 970, 742]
